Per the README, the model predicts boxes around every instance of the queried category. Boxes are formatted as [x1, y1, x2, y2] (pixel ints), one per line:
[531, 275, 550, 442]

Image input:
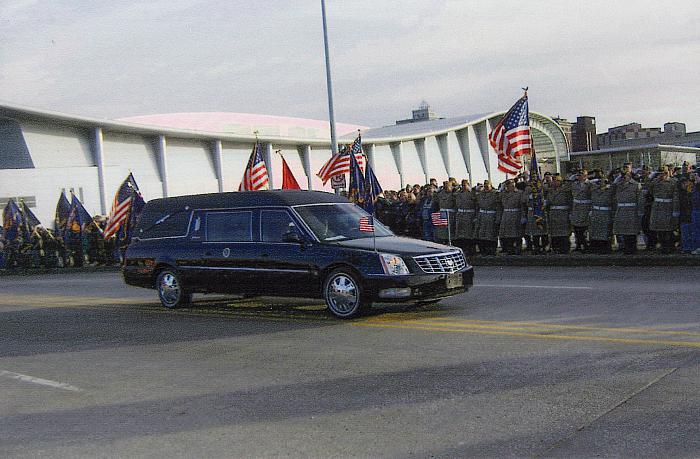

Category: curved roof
[119, 112, 367, 140]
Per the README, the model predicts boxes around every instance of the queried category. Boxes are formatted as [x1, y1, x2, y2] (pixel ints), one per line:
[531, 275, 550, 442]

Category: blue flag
[361, 161, 383, 215]
[55, 191, 71, 235]
[2, 199, 24, 242]
[116, 174, 146, 248]
[65, 193, 94, 240]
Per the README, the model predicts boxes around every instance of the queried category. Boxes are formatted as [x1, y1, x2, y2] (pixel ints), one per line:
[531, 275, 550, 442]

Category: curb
[469, 254, 700, 267]
[0, 265, 121, 277]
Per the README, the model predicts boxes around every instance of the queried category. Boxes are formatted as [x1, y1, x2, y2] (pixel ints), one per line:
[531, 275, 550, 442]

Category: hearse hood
[332, 236, 457, 256]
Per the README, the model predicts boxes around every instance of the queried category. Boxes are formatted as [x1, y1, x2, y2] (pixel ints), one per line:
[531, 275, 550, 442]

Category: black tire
[156, 268, 192, 309]
[322, 268, 370, 319]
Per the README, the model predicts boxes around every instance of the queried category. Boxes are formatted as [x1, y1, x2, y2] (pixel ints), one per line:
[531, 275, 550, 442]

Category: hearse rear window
[206, 211, 252, 242]
[137, 210, 192, 239]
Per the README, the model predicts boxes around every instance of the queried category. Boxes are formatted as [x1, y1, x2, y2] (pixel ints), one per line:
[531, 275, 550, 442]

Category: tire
[323, 268, 369, 319]
[156, 268, 192, 309]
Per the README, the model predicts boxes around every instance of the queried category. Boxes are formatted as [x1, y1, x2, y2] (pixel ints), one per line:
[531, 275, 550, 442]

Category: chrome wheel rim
[327, 274, 359, 315]
[159, 273, 180, 306]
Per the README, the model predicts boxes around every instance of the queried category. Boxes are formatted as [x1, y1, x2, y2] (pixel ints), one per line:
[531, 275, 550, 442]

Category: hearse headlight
[379, 253, 410, 276]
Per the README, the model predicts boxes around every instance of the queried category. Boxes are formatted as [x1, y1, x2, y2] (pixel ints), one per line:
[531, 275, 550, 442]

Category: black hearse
[123, 190, 473, 318]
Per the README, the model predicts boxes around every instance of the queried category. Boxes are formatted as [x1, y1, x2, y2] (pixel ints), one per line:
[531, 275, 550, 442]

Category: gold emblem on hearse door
[222, 248, 231, 258]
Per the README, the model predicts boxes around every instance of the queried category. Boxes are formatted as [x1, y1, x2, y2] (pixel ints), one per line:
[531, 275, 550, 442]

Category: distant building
[570, 116, 598, 152]
[396, 101, 442, 125]
[552, 117, 573, 149]
[597, 121, 700, 149]
[570, 143, 700, 172]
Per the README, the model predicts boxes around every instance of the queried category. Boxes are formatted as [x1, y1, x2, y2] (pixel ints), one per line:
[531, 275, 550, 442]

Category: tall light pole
[321, 0, 338, 156]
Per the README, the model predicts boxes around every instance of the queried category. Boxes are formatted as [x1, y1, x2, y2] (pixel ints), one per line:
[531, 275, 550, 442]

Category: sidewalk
[470, 252, 700, 267]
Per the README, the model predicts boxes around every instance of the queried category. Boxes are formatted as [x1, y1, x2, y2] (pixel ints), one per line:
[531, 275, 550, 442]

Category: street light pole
[321, 0, 338, 156]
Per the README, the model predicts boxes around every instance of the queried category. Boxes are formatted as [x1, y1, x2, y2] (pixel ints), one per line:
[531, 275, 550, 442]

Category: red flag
[281, 155, 301, 190]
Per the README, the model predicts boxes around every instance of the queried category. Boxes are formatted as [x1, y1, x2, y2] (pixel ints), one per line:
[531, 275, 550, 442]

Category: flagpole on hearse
[320, 0, 338, 158]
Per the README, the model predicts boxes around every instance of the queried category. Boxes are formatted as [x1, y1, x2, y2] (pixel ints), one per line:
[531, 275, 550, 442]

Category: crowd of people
[0, 217, 121, 270]
[367, 161, 700, 256]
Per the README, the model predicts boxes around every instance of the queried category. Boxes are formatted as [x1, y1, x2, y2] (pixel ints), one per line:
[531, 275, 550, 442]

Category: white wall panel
[445, 131, 469, 181]
[166, 139, 218, 196]
[372, 144, 400, 190]
[221, 142, 253, 192]
[466, 126, 489, 184]
[423, 136, 448, 183]
[0, 167, 100, 225]
[21, 122, 93, 168]
[102, 132, 162, 202]
[399, 141, 425, 187]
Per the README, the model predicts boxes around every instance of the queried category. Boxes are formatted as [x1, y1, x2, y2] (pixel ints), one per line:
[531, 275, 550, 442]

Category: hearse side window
[138, 210, 192, 239]
[260, 210, 298, 243]
[206, 211, 252, 242]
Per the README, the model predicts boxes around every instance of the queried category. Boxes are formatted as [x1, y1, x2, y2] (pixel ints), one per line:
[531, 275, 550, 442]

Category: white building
[0, 103, 569, 226]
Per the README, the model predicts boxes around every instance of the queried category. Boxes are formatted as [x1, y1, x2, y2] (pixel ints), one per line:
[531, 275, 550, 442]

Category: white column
[436, 134, 451, 178]
[473, 121, 492, 181]
[297, 144, 313, 190]
[212, 140, 224, 193]
[93, 127, 107, 214]
[414, 138, 429, 184]
[263, 142, 274, 189]
[456, 128, 473, 184]
[390, 142, 404, 189]
[156, 135, 169, 197]
[364, 143, 376, 169]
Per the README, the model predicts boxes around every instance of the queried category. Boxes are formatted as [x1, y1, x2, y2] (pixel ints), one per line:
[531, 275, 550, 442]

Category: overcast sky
[1, 0, 699, 132]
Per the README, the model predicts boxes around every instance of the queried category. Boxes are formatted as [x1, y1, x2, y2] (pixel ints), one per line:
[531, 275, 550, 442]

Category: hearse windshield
[294, 203, 393, 242]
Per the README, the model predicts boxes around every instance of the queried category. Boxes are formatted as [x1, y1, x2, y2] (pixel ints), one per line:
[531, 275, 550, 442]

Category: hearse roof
[143, 190, 350, 212]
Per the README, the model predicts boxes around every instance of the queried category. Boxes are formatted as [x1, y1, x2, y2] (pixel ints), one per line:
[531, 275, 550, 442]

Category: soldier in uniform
[648, 166, 679, 254]
[454, 179, 477, 255]
[570, 169, 592, 252]
[613, 171, 644, 254]
[498, 180, 526, 255]
[432, 180, 456, 245]
[546, 175, 572, 254]
[475, 180, 500, 256]
[589, 178, 614, 254]
[524, 178, 548, 254]
[640, 167, 657, 251]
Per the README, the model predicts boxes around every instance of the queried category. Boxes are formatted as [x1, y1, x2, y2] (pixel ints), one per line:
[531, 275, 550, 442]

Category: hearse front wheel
[323, 269, 369, 319]
[156, 269, 192, 309]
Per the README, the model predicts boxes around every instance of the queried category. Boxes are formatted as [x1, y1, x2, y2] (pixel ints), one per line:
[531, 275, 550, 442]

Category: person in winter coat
[648, 166, 679, 254]
[546, 176, 572, 254]
[570, 170, 592, 252]
[454, 180, 477, 255]
[613, 171, 644, 254]
[498, 180, 527, 255]
[475, 180, 500, 256]
[589, 178, 614, 254]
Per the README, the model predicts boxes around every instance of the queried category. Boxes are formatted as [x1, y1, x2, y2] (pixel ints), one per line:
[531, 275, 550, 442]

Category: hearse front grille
[413, 251, 466, 274]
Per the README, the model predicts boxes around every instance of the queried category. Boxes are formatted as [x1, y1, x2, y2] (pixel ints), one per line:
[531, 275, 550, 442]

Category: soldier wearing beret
[475, 180, 500, 256]
[546, 175, 572, 254]
[613, 171, 644, 254]
[454, 179, 477, 255]
[649, 166, 679, 253]
[589, 178, 614, 254]
[498, 180, 527, 255]
[570, 169, 592, 252]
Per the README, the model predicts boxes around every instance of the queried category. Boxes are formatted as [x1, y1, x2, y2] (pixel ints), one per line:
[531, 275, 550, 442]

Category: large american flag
[489, 95, 532, 175]
[239, 142, 269, 191]
[316, 135, 365, 184]
[103, 173, 141, 239]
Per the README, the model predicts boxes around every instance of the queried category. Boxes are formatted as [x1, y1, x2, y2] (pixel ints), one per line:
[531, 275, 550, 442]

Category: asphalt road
[0, 267, 698, 458]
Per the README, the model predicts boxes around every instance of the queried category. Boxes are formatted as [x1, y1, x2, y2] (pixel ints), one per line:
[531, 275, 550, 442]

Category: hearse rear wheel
[156, 269, 192, 309]
[323, 269, 369, 319]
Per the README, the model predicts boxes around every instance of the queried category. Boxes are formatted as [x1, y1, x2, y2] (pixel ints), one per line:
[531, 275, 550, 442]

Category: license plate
[446, 273, 463, 289]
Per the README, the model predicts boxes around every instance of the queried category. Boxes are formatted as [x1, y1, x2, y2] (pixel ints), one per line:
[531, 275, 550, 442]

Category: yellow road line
[393, 318, 700, 338]
[352, 322, 700, 348]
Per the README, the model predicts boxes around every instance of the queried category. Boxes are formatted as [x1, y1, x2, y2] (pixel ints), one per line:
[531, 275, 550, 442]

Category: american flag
[489, 95, 532, 175]
[431, 211, 449, 227]
[239, 142, 269, 191]
[316, 135, 365, 184]
[104, 173, 140, 239]
[359, 215, 374, 232]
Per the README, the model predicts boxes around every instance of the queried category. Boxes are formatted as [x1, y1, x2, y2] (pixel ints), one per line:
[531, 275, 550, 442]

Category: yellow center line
[352, 322, 700, 349]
